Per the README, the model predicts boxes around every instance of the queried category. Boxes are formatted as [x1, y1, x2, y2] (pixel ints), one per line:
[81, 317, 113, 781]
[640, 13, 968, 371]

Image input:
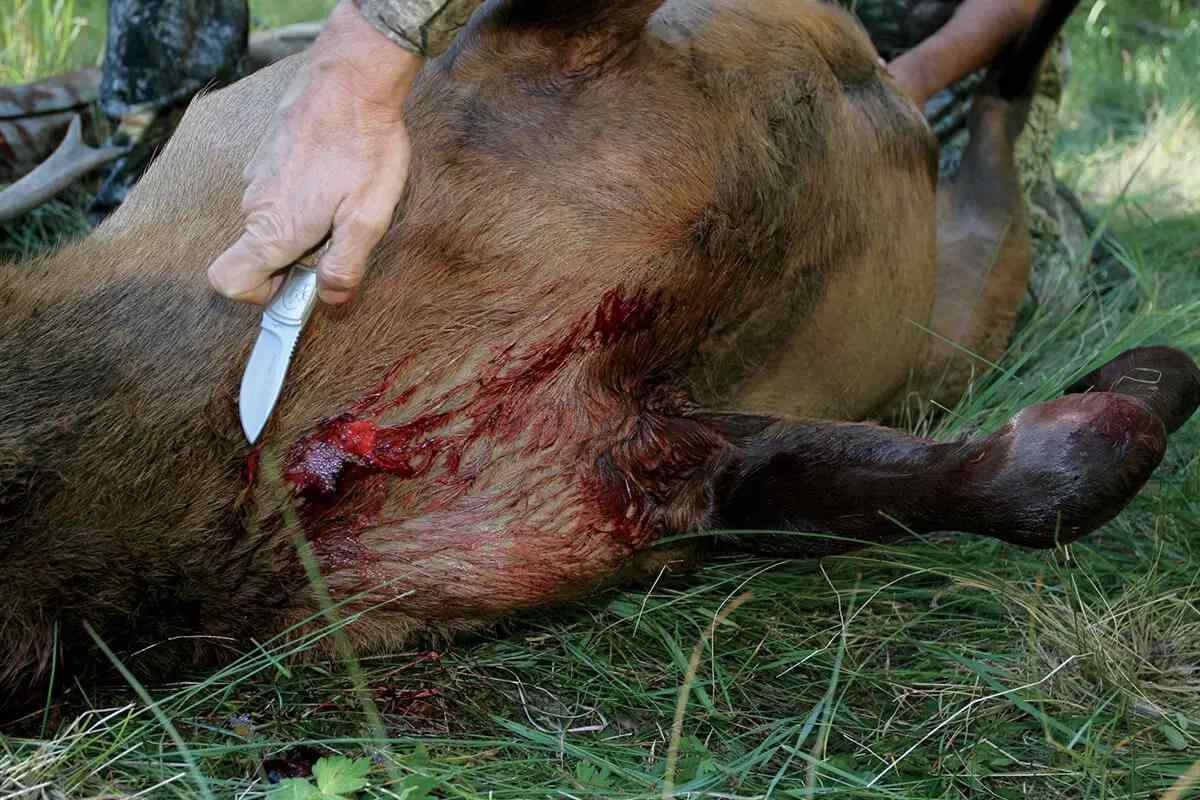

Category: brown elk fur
[2, 0, 1195, 703]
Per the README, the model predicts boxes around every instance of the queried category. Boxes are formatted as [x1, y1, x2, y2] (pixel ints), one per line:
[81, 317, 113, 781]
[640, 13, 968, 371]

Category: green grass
[2, 0, 1200, 798]
[1057, 0, 1200, 218]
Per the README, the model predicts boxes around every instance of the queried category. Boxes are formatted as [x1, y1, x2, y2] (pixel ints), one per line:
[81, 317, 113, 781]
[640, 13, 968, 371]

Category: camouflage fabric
[352, 0, 483, 56]
[99, 0, 249, 116]
[91, 0, 248, 221]
[845, 0, 960, 60]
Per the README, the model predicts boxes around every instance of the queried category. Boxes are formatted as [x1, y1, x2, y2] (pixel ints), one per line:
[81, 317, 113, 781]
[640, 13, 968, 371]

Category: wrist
[310, 0, 425, 101]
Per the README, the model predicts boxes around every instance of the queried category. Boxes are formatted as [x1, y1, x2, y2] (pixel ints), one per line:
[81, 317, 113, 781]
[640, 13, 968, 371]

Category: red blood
[242, 444, 262, 487]
[274, 286, 662, 555]
[286, 437, 349, 496]
[590, 472, 651, 548]
[592, 287, 658, 346]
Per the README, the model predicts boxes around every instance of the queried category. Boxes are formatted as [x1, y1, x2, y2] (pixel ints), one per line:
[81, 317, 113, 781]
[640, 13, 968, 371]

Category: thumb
[209, 211, 324, 304]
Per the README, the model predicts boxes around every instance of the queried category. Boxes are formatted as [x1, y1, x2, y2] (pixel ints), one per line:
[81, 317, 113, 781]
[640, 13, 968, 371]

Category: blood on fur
[278, 287, 661, 548]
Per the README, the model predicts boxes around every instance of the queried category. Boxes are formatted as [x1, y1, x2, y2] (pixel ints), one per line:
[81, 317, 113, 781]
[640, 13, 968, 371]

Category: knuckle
[240, 238, 282, 267]
[242, 212, 291, 255]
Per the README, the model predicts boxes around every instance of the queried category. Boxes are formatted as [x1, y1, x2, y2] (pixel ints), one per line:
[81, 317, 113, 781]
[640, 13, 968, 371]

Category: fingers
[208, 48, 415, 308]
[316, 183, 404, 305]
[209, 210, 326, 304]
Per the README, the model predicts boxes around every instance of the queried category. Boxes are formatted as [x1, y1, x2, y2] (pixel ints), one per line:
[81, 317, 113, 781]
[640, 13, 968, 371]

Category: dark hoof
[1065, 346, 1200, 434]
[969, 392, 1166, 547]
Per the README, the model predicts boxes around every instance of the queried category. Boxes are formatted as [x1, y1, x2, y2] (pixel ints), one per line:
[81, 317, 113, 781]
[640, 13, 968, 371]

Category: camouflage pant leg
[90, 0, 249, 221]
[1014, 44, 1097, 312]
[100, 0, 249, 116]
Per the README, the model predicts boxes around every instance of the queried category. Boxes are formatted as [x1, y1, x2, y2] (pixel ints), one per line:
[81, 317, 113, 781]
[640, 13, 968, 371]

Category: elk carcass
[1, 0, 1196, 703]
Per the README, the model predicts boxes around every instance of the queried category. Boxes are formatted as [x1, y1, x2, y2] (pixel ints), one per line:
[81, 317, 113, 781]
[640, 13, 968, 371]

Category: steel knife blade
[238, 261, 321, 444]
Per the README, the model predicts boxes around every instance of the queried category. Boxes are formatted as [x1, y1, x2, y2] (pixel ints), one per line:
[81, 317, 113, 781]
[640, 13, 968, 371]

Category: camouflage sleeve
[351, 0, 485, 57]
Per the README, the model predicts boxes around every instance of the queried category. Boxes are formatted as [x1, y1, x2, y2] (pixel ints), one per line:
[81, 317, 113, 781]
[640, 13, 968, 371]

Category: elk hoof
[967, 391, 1167, 547]
[1064, 346, 1200, 434]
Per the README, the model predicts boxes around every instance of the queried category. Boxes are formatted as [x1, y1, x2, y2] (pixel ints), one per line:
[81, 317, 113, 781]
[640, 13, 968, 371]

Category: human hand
[208, 0, 423, 305]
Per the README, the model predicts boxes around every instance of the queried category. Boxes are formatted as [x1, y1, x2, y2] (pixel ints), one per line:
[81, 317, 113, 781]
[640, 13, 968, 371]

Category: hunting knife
[238, 250, 324, 444]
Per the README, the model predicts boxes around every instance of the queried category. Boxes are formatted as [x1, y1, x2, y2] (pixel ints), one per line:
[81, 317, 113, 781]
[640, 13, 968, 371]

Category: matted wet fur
[1, 0, 1196, 708]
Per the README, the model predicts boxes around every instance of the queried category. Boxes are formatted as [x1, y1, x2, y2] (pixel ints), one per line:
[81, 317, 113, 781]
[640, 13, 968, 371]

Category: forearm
[890, 0, 1041, 106]
[350, 0, 486, 57]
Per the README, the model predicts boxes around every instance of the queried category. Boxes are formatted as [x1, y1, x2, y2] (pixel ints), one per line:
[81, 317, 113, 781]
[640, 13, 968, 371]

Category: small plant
[269, 756, 372, 800]
[268, 755, 439, 800]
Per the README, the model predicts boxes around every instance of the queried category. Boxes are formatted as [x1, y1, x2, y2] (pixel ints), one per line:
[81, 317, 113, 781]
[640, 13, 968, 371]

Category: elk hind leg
[899, 91, 1033, 415]
[891, 1, 1080, 417]
[702, 347, 1199, 555]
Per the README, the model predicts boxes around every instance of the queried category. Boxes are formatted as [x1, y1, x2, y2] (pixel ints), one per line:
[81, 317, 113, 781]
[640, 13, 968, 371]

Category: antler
[0, 21, 321, 222]
[0, 69, 101, 182]
[0, 114, 126, 223]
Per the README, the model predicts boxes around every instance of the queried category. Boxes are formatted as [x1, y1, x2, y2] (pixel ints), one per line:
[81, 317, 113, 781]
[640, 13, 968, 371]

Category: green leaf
[408, 743, 431, 768]
[312, 756, 372, 799]
[396, 773, 439, 799]
[576, 761, 614, 789]
[268, 778, 322, 800]
[1159, 723, 1189, 751]
[674, 736, 720, 784]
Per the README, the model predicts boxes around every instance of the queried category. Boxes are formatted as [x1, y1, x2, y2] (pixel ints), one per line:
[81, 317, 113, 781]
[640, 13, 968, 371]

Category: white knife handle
[264, 265, 320, 328]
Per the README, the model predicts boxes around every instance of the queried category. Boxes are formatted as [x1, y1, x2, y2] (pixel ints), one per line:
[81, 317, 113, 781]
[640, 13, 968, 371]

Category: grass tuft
[0, 0, 90, 84]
